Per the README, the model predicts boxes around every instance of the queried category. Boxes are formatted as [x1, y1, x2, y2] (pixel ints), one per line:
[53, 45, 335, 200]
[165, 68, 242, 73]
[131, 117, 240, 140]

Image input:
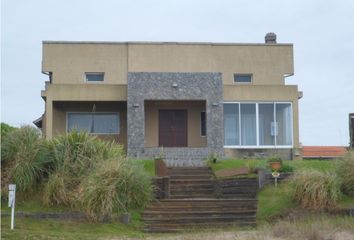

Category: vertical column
[45, 98, 53, 139]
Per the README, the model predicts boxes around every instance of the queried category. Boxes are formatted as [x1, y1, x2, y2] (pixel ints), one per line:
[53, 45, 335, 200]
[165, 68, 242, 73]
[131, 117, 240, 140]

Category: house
[302, 146, 347, 159]
[38, 33, 302, 165]
[350, 113, 354, 148]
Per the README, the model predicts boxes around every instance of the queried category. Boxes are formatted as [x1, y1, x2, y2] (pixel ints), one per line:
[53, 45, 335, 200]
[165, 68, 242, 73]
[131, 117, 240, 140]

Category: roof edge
[42, 40, 293, 46]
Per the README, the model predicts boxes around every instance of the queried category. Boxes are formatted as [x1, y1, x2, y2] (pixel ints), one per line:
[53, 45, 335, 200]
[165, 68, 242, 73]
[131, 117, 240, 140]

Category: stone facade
[127, 72, 223, 166]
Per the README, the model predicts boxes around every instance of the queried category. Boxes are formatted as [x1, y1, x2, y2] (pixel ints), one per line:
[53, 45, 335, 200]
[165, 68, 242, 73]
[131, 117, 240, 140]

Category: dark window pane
[86, 73, 104, 82]
[224, 104, 240, 145]
[234, 74, 252, 83]
[67, 113, 119, 134]
[201, 112, 206, 136]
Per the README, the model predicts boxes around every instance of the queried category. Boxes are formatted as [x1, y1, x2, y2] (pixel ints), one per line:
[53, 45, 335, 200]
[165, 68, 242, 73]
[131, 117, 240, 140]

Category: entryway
[159, 110, 187, 147]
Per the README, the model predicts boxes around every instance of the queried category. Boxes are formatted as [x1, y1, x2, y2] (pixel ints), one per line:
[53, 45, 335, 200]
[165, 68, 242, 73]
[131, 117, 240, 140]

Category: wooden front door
[159, 110, 187, 147]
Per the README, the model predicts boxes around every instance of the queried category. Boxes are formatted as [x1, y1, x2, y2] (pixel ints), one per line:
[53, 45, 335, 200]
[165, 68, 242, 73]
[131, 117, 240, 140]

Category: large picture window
[67, 113, 119, 134]
[224, 102, 292, 147]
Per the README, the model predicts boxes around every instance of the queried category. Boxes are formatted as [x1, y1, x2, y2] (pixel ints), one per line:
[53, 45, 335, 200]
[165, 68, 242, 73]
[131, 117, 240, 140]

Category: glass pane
[93, 113, 119, 134]
[200, 112, 206, 136]
[258, 104, 275, 145]
[276, 103, 292, 145]
[240, 104, 256, 145]
[224, 104, 239, 145]
[86, 73, 104, 81]
[68, 113, 92, 132]
[234, 74, 252, 83]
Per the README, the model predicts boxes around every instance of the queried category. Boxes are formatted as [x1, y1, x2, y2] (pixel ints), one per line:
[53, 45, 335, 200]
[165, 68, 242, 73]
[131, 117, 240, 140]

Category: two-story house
[37, 33, 302, 165]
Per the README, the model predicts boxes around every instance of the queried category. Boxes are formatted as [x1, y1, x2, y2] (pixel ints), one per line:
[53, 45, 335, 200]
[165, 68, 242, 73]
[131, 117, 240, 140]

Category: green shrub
[80, 159, 153, 222]
[43, 131, 124, 207]
[1, 126, 49, 192]
[279, 164, 294, 173]
[336, 151, 354, 196]
[290, 169, 341, 211]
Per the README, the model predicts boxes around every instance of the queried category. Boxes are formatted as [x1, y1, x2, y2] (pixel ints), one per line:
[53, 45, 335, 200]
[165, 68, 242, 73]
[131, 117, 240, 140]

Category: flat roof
[42, 40, 292, 46]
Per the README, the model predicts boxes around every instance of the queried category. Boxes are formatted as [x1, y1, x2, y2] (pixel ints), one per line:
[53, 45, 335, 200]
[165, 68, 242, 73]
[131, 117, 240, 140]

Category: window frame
[233, 74, 253, 84]
[200, 111, 206, 137]
[85, 72, 105, 83]
[223, 102, 293, 149]
[66, 112, 120, 135]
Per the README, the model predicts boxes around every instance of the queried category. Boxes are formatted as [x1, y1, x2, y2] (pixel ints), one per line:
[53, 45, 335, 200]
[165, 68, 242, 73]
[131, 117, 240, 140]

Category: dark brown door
[159, 110, 187, 147]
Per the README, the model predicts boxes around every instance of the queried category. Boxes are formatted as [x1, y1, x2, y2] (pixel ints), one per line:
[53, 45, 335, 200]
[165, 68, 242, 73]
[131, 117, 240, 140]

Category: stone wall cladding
[224, 148, 293, 160]
[127, 72, 223, 165]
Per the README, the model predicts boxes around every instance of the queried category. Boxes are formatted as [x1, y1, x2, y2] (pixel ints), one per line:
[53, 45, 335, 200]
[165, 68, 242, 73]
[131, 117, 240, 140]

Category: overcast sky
[1, 0, 354, 146]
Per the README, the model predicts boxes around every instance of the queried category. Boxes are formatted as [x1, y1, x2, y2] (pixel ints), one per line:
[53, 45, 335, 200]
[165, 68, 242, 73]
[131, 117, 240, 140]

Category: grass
[1, 213, 145, 239]
[211, 158, 336, 173]
[257, 184, 296, 223]
[132, 159, 155, 176]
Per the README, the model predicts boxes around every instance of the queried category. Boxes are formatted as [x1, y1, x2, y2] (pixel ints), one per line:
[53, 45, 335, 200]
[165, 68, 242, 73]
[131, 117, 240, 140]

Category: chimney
[265, 32, 277, 44]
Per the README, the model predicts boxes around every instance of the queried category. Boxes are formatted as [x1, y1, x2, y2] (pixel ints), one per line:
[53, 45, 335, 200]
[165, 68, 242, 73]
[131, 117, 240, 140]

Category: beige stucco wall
[42, 42, 293, 85]
[43, 43, 128, 84]
[144, 101, 207, 147]
[51, 101, 127, 148]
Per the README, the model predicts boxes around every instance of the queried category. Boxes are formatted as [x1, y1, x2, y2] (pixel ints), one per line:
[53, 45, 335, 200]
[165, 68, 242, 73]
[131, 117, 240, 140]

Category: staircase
[169, 167, 215, 199]
[142, 166, 258, 233]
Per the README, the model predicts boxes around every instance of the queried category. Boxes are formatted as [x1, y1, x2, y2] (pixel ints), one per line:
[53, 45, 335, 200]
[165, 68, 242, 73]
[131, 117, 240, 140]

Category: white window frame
[85, 72, 105, 83]
[233, 74, 253, 84]
[66, 112, 120, 135]
[223, 102, 293, 149]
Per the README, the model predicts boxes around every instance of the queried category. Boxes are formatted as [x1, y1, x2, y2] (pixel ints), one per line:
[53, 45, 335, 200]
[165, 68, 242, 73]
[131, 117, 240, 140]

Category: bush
[1, 126, 49, 192]
[336, 151, 354, 196]
[279, 164, 294, 173]
[290, 169, 341, 211]
[80, 159, 153, 222]
[43, 131, 124, 207]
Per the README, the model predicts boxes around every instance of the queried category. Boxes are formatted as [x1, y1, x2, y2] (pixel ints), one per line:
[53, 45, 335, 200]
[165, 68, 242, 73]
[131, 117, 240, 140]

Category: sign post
[8, 184, 16, 230]
[271, 172, 280, 188]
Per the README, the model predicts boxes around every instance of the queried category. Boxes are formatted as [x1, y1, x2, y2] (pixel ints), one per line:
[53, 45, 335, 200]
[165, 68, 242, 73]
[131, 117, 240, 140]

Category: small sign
[272, 172, 280, 178]
[8, 184, 16, 208]
[8, 184, 16, 230]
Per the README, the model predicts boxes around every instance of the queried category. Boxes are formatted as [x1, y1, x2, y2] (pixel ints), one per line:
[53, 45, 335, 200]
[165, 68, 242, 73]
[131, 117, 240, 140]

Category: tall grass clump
[336, 150, 354, 196]
[290, 169, 341, 211]
[1, 126, 49, 192]
[80, 159, 153, 222]
[43, 131, 124, 207]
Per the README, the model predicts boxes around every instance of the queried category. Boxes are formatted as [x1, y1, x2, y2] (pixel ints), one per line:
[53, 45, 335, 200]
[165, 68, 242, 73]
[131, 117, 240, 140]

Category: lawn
[210, 158, 336, 173]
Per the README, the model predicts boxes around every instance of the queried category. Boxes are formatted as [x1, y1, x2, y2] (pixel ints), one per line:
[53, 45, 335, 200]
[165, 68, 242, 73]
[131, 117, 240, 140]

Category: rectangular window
[224, 104, 240, 145]
[67, 113, 119, 134]
[223, 102, 292, 147]
[200, 112, 206, 137]
[234, 74, 252, 83]
[85, 73, 104, 82]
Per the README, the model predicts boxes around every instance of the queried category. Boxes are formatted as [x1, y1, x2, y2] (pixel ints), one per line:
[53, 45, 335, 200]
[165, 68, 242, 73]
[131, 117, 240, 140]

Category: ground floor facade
[41, 72, 301, 165]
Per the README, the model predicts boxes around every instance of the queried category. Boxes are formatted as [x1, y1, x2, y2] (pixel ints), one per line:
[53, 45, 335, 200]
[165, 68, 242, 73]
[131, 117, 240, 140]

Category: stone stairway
[142, 166, 258, 233]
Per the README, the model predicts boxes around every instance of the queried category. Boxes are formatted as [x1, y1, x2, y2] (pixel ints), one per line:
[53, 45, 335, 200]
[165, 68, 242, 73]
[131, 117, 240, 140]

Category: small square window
[234, 74, 252, 83]
[85, 73, 104, 82]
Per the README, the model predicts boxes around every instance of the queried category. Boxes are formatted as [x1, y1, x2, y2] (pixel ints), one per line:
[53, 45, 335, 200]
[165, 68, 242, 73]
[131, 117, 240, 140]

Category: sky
[1, 0, 354, 146]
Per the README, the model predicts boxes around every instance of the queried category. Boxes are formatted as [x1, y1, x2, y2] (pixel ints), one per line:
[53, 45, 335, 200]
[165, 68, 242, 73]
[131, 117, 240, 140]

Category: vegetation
[257, 184, 295, 223]
[289, 169, 341, 211]
[43, 131, 124, 207]
[1, 126, 49, 192]
[336, 150, 354, 196]
[80, 159, 152, 222]
[0, 122, 16, 139]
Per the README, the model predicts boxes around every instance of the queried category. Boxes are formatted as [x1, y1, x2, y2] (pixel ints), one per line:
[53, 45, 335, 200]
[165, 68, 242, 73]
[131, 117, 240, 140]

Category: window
[234, 74, 252, 83]
[224, 104, 240, 145]
[85, 73, 104, 82]
[67, 113, 119, 134]
[200, 112, 206, 136]
[223, 102, 293, 147]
